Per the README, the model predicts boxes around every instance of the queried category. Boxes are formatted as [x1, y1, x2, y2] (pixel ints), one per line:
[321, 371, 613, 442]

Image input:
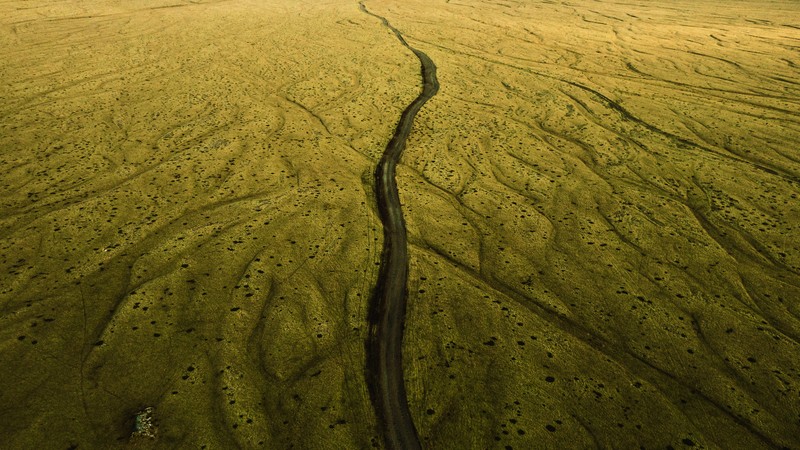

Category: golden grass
[1, 0, 418, 447]
[384, 0, 800, 447]
[1, 0, 799, 448]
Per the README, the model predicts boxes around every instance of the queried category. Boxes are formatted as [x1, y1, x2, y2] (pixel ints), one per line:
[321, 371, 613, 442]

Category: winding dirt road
[359, 2, 439, 449]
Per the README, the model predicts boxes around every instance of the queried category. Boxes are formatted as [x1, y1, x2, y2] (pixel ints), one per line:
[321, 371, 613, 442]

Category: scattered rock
[131, 406, 157, 440]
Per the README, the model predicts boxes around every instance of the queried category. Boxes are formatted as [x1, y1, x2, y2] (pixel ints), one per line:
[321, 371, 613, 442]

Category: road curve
[359, 2, 439, 449]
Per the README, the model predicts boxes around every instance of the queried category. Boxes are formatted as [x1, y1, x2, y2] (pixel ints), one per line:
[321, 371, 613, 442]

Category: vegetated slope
[0, 0, 420, 447]
[364, 0, 800, 448]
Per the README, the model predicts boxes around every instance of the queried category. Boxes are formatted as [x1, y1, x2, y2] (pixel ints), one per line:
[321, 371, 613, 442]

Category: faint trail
[358, 2, 439, 449]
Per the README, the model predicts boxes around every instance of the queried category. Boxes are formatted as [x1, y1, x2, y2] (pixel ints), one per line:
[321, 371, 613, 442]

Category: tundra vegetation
[1, 0, 798, 448]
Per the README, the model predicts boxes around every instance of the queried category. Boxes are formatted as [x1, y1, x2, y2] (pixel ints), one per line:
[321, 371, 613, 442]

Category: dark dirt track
[360, 2, 439, 449]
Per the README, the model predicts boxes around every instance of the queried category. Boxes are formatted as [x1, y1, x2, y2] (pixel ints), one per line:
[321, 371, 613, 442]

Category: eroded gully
[359, 2, 439, 449]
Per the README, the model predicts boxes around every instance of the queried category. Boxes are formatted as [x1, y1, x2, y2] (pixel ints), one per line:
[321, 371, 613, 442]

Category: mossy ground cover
[1, 0, 799, 448]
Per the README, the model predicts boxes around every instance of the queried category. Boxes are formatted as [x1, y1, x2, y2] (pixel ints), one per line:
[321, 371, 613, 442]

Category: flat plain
[1, 0, 799, 448]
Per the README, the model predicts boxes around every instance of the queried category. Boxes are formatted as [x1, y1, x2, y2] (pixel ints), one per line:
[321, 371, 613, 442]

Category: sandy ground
[1, 0, 799, 448]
